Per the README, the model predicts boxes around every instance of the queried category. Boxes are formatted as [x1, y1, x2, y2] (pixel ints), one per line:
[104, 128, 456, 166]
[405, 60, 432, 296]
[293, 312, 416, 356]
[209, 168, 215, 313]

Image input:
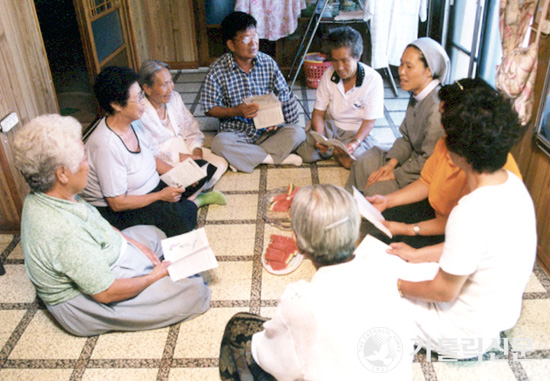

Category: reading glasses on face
[128, 91, 146, 103]
[238, 33, 259, 45]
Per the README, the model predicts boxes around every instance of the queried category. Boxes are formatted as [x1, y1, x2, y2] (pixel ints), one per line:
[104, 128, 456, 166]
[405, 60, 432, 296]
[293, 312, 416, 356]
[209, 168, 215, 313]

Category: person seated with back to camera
[13, 114, 211, 337]
[295, 26, 384, 169]
[139, 59, 228, 189]
[200, 11, 306, 173]
[389, 85, 536, 359]
[345, 37, 450, 196]
[219, 184, 415, 380]
[81, 66, 226, 239]
[364, 79, 522, 249]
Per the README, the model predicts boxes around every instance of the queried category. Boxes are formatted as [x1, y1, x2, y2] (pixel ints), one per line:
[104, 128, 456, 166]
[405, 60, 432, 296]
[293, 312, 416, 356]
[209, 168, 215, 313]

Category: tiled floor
[1, 71, 549, 380]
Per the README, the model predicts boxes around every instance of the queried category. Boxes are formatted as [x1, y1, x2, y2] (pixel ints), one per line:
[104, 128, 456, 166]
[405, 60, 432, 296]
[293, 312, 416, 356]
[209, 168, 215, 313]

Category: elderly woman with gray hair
[296, 26, 385, 169]
[139, 60, 227, 187]
[219, 184, 414, 380]
[14, 114, 211, 336]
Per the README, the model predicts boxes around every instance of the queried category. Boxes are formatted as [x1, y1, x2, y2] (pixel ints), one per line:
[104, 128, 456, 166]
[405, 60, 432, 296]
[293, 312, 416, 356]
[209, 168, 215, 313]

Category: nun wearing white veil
[346, 37, 450, 196]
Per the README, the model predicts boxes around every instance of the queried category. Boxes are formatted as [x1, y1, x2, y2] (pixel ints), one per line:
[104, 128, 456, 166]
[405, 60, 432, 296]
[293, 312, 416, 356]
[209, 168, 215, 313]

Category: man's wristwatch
[413, 224, 420, 236]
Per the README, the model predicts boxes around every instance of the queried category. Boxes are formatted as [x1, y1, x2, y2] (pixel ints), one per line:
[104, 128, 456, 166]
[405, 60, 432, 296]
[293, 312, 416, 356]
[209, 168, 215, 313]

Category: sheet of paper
[244, 93, 285, 129]
[160, 158, 207, 189]
[355, 235, 439, 282]
[161, 228, 219, 282]
[352, 186, 393, 238]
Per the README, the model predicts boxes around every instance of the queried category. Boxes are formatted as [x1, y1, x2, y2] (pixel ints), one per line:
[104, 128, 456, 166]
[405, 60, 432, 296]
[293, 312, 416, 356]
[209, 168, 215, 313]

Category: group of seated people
[13, 10, 537, 380]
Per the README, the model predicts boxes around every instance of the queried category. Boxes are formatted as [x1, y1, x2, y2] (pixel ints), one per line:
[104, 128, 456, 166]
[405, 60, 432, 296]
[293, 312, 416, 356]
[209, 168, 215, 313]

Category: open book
[160, 158, 207, 189]
[244, 93, 285, 129]
[352, 186, 392, 238]
[161, 228, 218, 282]
[310, 130, 356, 160]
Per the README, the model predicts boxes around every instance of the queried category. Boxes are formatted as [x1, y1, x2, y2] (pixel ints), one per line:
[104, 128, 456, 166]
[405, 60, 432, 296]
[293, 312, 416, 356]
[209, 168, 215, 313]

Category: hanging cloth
[234, 0, 306, 41]
[496, 0, 548, 125]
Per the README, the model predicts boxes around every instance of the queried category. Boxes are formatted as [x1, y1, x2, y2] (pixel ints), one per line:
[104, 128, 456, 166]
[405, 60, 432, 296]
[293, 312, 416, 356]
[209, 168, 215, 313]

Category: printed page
[161, 228, 219, 282]
[244, 93, 285, 129]
[160, 158, 207, 189]
[352, 186, 393, 238]
[355, 235, 439, 282]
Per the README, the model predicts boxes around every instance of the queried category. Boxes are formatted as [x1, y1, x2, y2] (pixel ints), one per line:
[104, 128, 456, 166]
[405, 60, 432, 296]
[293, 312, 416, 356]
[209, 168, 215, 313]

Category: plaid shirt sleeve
[201, 65, 223, 114]
[272, 67, 300, 125]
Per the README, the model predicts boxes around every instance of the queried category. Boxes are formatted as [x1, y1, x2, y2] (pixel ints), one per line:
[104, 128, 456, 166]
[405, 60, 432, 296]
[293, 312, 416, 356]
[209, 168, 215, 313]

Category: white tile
[266, 167, 313, 190]
[0, 265, 36, 303]
[521, 359, 550, 380]
[169, 367, 220, 380]
[432, 360, 516, 381]
[506, 299, 550, 351]
[91, 328, 169, 359]
[0, 310, 25, 349]
[205, 224, 256, 257]
[206, 194, 258, 221]
[208, 261, 253, 301]
[83, 369, 158, 380]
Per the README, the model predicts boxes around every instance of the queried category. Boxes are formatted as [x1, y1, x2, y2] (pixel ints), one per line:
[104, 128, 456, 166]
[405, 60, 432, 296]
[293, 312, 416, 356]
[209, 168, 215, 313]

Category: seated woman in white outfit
[296, 26, 385, 169]
[219, 184, 414, 380]
[13, 114, 211, 336]
[391, 87, 537, 359]
[138, 59, 228, 188]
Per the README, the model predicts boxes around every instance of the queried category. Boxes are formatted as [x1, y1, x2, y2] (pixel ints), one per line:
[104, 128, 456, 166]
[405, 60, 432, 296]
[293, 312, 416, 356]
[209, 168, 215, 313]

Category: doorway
[34, 0, 97, 128]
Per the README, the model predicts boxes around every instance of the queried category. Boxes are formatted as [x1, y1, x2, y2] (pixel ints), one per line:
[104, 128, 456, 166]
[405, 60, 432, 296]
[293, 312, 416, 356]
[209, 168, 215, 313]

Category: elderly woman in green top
[13, 114, 211, 336]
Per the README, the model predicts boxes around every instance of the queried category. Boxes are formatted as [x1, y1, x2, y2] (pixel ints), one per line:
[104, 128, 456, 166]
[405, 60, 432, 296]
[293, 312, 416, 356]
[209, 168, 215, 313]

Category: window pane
[92, 9, 124, 63]
[451, 0, 481, 51]
[450, 48, 471, 81]
[478, 0, 502, 88]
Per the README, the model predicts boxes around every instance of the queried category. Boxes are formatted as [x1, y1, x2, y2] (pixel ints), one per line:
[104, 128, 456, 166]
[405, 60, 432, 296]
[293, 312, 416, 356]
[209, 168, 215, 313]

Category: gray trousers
[345, 146, 401, 196]
[47, 225, 211, 336]
[211, 124, 306, 173]
[296, 120, 377, 163]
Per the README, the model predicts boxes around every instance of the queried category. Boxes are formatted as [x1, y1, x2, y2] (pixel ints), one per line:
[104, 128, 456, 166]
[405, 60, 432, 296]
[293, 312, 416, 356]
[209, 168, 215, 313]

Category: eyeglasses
[128, 91, 145, 104]
[237, 33, 259, 45]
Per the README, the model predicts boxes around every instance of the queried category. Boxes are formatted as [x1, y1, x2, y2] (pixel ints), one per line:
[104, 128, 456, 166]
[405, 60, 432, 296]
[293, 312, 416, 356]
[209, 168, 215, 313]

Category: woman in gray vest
[346, 37, 450, 196]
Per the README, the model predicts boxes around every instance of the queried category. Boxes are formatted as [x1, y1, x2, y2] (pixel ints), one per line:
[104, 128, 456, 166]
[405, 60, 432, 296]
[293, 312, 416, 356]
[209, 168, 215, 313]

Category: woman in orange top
[367, 78, 521, 248]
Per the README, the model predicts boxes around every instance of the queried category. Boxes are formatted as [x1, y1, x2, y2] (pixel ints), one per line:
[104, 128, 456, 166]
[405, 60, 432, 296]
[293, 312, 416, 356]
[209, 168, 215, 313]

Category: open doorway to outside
[34, 0, 97, 128]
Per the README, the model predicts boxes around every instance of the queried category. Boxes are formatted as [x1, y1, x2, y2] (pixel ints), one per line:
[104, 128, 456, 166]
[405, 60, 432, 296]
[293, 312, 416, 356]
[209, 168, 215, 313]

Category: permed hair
[325, 26, 363, 60]
[290, 184, 360, 266]
[438, 78, 493, 112]
[138, 59, 171, 88]
[221, 11, 257, 43]
[13, 114, 84, 193]
[442, 87, 522, 173]
[93, 66, 139, 115]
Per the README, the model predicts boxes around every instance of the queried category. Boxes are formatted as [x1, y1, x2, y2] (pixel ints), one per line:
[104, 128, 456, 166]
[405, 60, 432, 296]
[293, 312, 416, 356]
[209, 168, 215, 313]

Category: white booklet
[354, 235, 439, 282]
[352, 186, 392, 238]
[160, 158, 207, 189]
[310, 130, 356, 160]
[244, 93, 285, 129]
[161, 228, 219, 282]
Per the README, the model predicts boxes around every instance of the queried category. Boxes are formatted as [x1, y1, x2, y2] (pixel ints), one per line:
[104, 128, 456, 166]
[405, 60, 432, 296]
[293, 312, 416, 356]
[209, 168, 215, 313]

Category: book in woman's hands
[244, 93, 285, 129]
[310, 130, 356, 160]
[352, 186, 393, 238]
[160, 158, 207, 189]
[161, 228, 218, 282]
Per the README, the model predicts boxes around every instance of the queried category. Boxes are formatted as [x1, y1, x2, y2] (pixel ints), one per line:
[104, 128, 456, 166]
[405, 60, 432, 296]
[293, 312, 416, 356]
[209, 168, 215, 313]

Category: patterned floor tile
[91, 328, 169, 359]
[208, 261, 253, 301]
[82, 369, 159, 380]
[506, 300, 550, 351]
[205, 194, 258, 222]
[214, 169, 260, 192]
[432, 360, 517, 381]
[0, 265, 36, 303]
[266, 167, 313, 190]
[205, 224, 256, 257]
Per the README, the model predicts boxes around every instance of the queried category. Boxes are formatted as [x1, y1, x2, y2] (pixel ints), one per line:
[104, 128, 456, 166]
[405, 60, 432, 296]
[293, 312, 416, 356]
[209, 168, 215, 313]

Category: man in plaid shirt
[201, 12, 305, 173]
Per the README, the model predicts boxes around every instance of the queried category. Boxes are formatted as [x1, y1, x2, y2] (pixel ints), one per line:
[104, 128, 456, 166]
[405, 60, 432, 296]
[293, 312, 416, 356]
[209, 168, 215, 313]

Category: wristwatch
[413, 224, 420, 236]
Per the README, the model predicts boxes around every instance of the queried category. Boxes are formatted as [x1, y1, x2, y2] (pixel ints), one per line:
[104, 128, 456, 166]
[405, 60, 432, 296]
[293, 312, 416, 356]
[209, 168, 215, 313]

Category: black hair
[325, 26, 363, 60]
[442, 87, 522, 173]
[93, 66, 139, 115]
[438, 78, 493, 112]
[221, 11, 257, 43]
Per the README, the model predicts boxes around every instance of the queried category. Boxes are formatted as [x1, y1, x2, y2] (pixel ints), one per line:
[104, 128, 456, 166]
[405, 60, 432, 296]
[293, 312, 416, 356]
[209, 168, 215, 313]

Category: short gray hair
[13, 114, 83, 193]
[291, 184, 360, 266]
[325, 26, 363, 60]
[138, 59, 170, 88]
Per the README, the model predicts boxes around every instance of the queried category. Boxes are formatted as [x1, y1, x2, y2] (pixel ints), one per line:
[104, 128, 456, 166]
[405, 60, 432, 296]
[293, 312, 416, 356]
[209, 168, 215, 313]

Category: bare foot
[333, 149, 353, 169]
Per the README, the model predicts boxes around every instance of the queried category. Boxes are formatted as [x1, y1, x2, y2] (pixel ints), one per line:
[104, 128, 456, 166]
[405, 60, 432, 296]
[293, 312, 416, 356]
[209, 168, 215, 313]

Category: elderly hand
[236, 103, 259, 119]
[366, 194, 388, 212]
[265, 125, 279, 132]
[315, 142, 330, 154]
[158, 186, 184, 203]
[149, 260, 171, 280]
[367, 164, 396, 187]
[386, 242, 418, 262]
[345, 140, 360, 155]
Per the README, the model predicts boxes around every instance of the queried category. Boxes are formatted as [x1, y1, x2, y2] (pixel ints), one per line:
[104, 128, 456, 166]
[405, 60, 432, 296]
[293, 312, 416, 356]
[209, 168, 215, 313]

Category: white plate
[262, 250, 304, 275]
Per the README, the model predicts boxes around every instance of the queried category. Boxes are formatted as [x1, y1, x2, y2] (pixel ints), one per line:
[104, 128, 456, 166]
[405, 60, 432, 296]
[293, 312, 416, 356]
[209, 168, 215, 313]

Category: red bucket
[303, 53, 332, 89]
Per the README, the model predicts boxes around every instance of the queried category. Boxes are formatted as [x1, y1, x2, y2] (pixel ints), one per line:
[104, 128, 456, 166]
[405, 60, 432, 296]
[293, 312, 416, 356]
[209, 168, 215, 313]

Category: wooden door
[73, 0, 139, 83]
